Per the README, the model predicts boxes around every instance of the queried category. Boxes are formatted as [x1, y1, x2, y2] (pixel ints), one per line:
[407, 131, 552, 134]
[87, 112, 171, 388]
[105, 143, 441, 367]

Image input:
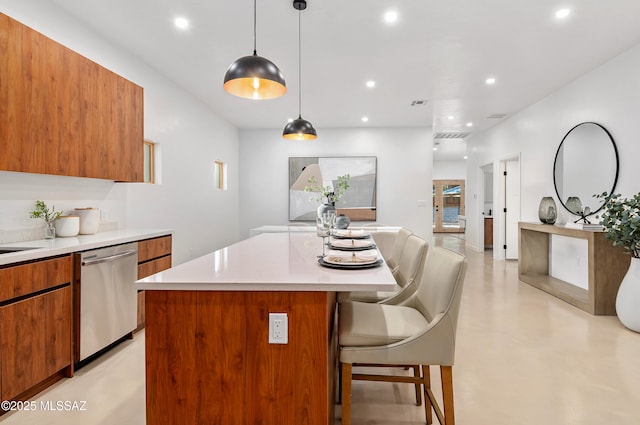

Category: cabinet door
[0, 13, 143, 182]
[0, 287, 72, 400]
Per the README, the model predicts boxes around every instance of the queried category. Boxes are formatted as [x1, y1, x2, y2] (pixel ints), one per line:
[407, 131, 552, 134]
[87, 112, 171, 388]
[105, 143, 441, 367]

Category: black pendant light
[224, 0, 286, 100]
[283, 0, 317, 140]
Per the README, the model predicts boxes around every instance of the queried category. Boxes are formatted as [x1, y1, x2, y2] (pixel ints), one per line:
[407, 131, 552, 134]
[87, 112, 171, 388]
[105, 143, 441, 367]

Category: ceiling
[47, 0, 640, 160]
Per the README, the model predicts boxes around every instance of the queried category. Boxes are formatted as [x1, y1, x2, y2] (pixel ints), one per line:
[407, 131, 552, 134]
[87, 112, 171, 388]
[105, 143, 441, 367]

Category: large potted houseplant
[305, 174, 350, 218]
[596, 192, 640, 331]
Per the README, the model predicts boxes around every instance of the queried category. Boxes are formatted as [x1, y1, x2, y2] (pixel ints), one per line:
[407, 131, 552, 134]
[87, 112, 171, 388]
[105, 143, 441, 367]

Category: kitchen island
[136, 232, 396, 425]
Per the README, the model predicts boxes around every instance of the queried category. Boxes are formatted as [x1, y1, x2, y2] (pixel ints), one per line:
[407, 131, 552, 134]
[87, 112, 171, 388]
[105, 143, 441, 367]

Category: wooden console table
[518, 222, 630, 315]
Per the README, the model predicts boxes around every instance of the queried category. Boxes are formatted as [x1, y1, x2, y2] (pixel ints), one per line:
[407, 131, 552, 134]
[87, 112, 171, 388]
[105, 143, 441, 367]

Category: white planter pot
[54, 216, 80, 237]
[616, 257, 640, 332]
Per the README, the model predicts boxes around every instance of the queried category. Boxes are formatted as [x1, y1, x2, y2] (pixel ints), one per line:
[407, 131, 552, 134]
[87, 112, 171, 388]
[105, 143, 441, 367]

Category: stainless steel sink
[0, 247, 39, 255]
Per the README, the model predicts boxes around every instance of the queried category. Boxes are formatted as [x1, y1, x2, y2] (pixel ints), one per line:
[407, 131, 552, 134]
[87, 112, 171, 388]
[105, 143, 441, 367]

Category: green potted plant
[305, 174, 350, 217]
[595, 192, 640, 331]
[29, 200, 62, 239]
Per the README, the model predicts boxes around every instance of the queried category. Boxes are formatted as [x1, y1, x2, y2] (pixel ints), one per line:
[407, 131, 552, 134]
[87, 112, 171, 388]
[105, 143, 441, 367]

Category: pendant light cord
[253, 0, 257, 55]
[298, 9, 302, 117]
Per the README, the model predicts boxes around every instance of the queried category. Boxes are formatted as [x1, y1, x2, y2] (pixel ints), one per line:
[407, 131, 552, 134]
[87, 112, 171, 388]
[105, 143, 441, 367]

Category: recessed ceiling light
[447, 115, 454, 120]
[174, 16, 190, 30]
[384, 10, 398, 24]
[362, 116, 369, 122]
[485, 77, 496, 85]
[463, 156, 468, 159]
[287, 118, 294, 123]
[433, 147, 438, 151]
[466, 122, 473, 127]
[366, 80, 376, 88]
[555, 8, 570, 19]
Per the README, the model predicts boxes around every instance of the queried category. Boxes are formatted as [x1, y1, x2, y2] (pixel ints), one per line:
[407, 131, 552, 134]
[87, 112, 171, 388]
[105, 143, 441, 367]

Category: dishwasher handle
[81, 249, 138, 266]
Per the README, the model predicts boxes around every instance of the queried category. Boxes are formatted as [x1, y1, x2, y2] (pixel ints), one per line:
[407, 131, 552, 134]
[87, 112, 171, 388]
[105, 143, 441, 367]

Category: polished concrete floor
[2, 235, 640, 424]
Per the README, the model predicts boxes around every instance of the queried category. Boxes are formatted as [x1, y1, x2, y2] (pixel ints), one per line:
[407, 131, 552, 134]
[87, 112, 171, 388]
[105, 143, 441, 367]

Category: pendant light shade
[283, 1, 317, 140]
[283, 115, 317, 140]
[224, 0, 286, 100]
[224, 53, 286, 99]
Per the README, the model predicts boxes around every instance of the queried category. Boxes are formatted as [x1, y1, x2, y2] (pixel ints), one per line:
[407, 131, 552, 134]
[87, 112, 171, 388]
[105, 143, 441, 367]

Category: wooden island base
[145, 290, 337, 425]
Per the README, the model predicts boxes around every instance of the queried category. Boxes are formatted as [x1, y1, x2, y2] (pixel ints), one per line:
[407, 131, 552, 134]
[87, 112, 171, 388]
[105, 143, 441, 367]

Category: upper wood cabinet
[0, 13, 143, 182]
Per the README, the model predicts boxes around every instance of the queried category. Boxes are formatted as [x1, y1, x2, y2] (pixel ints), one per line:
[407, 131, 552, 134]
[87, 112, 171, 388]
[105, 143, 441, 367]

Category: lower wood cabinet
[0, 255, 73, 403]
[484, 217, 493, 248]
[136, 236, 172, 331]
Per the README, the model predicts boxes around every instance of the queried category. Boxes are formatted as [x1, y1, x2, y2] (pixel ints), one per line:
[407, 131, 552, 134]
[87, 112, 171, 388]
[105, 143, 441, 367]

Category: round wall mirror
[553, 122, 619, 218]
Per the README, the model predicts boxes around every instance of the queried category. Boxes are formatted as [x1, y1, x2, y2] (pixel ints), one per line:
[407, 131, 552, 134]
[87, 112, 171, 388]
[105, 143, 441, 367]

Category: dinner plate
[332, 229, 369, 238]
[318, 258, 384, 270]
[328, 243, 377, 252]
[323, 252, 378, 265]
[332, 233, 371, 240]
[329, 239, 376, 249]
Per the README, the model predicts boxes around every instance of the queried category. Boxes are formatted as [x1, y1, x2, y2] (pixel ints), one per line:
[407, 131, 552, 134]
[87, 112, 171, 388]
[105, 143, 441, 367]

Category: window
[144, 141, 155, 183]
[214, 160, 227, 190]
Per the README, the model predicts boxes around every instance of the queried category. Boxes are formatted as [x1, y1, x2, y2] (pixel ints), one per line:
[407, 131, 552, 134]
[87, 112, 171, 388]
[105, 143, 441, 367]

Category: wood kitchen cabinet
[0, 13, 143, 182]
[136, 236, 172, 331]
[484, 217, 493, 248]
[0, 256, 73, 403]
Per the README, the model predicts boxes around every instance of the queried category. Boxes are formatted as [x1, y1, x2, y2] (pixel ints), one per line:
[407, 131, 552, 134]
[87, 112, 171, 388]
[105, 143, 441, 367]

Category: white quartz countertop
[0, 229, 172, 266]
[136, 232, 397, 292]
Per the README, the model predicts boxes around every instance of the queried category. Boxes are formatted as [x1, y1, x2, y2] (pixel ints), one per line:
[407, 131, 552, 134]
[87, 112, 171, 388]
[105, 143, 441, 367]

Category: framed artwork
[289, 156, 377, 221]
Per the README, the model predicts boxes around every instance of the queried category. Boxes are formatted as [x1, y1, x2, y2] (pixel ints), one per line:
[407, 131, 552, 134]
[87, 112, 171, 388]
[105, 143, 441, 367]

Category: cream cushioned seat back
[386, 228, 412, 272]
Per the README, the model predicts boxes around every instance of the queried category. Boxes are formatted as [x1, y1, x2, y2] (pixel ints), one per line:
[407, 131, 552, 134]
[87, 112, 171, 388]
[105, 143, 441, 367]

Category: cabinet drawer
[138, 236, 172, 263]
[0, 256, 72, 303]
[138, 256, 172, 280]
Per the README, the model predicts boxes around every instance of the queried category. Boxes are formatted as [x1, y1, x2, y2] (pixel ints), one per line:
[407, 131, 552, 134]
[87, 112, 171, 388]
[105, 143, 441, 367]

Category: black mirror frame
[553, 121, 620, 218]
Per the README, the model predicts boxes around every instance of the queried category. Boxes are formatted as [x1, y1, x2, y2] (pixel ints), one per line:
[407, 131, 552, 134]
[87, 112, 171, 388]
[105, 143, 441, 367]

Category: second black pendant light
[283, 0, 317, 140]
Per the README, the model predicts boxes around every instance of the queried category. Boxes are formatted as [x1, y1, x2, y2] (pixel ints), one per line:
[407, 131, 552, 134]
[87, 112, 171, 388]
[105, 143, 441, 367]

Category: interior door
[433, 180, 465, 233]
[505, 160, 520, 259]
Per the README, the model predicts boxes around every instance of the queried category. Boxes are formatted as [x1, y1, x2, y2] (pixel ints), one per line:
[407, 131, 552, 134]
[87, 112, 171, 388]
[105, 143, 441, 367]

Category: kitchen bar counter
[137, 231, 397, 425]
[0, 229, 172, 266]
[135, 232, 395, 291]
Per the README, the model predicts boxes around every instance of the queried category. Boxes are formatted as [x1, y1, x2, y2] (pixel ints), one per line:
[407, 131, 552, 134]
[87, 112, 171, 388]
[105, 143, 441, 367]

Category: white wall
[239, 127, 433, 242]
[433, 160, 467, 180]
[0, 2, 240, 265]
[465, 41, 640, 253]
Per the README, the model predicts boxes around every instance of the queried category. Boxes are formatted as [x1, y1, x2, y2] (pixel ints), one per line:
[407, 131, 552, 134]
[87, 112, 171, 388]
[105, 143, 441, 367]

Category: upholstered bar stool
[385, 227, 412, 276]
[338, 234, 428, 304]
[339, 247, 467, 425]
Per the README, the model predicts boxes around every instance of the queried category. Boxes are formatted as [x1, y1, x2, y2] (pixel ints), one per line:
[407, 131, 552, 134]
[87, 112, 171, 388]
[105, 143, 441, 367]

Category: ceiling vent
[488, 113, 508, 119]
[410, 99, 429, 106]
[434, 132, 470, 139]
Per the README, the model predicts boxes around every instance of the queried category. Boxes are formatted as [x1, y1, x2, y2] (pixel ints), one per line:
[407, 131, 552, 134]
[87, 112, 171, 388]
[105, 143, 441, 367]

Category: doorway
[433, 180, 465, 233]
[496, 157, 521, 260]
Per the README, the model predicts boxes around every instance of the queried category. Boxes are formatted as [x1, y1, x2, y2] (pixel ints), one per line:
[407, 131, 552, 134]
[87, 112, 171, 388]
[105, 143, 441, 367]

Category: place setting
[315, 212, 382, 269]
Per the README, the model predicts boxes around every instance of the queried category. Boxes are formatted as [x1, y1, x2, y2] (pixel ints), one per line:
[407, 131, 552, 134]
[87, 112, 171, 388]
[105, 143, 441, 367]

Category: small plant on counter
[304, 174, 350, 205]
[29, 200, 62, 224]
[594, 192, 640, 258]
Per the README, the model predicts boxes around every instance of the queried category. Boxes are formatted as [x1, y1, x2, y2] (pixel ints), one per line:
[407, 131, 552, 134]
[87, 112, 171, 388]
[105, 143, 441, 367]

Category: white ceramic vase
[74, 208, 100, 234]
[616, 257, 640, 332]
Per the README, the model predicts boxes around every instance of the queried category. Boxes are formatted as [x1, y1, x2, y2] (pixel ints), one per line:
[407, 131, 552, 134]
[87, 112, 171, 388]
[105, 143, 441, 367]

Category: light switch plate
[268, 313, 288, 344]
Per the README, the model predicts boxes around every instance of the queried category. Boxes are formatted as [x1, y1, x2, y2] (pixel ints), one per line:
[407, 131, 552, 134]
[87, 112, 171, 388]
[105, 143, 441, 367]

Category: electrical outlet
[268, 313, 288, 344]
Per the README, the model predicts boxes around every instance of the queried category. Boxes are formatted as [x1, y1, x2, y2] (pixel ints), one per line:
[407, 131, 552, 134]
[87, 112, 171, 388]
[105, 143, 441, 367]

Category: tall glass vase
[538, 197, 557, 224]
[44, 221, 56, 239]
[317, 202, 336, 219]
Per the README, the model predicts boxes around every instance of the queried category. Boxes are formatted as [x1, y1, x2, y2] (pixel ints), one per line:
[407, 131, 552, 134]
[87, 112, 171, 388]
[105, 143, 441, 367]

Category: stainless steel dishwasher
[77, 242, 138, 362]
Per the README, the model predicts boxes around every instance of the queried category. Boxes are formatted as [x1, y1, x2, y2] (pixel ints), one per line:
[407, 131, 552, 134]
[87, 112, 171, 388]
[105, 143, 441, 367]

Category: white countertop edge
[135, 281, 396, 292]
[0, 229, 173, 266]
